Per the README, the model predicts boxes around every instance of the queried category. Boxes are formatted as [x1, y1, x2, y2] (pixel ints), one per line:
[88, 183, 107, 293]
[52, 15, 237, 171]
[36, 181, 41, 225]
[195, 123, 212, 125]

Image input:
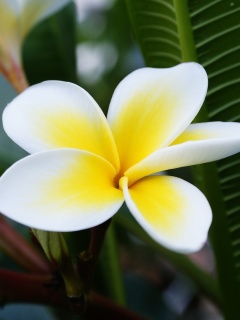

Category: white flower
[1, 63, 240, 253]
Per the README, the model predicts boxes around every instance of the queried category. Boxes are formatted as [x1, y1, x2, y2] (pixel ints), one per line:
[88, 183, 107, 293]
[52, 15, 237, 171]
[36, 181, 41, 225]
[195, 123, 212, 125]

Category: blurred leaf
[98, 223, 126, 306]
[126, 0, 240, 319]
[124, 273, 177, 320]
[23, 2, 77, 84]
[77, 0, 143, 115]
[114, 210, 220, 305]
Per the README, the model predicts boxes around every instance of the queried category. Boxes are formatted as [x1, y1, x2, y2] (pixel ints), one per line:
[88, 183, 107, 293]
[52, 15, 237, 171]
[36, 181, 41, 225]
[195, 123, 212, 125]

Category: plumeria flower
[1, 63, 240, 253]
[0, 0, 70, 92]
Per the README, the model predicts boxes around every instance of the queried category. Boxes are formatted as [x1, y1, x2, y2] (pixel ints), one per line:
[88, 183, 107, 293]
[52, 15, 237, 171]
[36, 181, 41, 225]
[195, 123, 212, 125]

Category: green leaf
[126, 0, 240, 319]
[114, 211, 220, 305]
[32, 229, 81, 298]
[98, 223, 126, 306]
[22, 2, 77, 84]
[32, 229, 69, 265]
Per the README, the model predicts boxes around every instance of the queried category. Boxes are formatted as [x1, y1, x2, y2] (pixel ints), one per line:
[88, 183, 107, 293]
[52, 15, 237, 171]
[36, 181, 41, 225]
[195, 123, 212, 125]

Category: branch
[0, 215, 51, 273]
[0, 269, 146, 320]
[77, 219, 112, 293]
[88, 292, 147, 320]
[0, 269, 66, 307]
[0, 54, 28, 93]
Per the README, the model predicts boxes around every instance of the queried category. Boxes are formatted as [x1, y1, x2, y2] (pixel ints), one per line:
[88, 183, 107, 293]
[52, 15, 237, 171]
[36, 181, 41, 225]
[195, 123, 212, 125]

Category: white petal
[0, 149, 124, 231]
[3, 80, 119, 169]
[120, 175, 212, 253]
[107, 63, 208, 172]
[126, 122, 240, 184]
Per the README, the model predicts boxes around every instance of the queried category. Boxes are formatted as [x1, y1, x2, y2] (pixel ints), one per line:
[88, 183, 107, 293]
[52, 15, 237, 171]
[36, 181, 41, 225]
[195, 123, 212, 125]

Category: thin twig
[77, 219, 112, 293]
[0, 215, 51, 273]
[0, 55, 29, 93]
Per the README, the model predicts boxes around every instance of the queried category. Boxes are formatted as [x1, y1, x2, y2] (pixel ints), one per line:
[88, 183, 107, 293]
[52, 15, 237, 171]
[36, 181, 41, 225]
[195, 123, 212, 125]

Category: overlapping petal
[120, 175, 212, 253]
[3, 80, 119, 169]
[107, 63, 208, 173]
[0, 149, 124, 231]
[19, 0, 70, 39]
[126, 122, 240, 185]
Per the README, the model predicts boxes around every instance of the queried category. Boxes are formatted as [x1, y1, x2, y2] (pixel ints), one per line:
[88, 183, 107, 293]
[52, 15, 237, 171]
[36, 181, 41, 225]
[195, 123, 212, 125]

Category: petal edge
[108, 63, 208, 172]
[121, 175, 212, 253]
[126, 122, 240, 184]
[0, 149, 124, 231]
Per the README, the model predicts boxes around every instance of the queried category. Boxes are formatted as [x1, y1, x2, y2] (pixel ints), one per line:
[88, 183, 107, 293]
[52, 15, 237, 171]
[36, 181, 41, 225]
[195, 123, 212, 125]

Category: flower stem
[77, 219, 112, 293]
[0, 269, 146, 320]
[0, 269, 67, 307]
[99, 223, 126, 306]
[0, 215, 51, 273]
[0, 54, 29, 93]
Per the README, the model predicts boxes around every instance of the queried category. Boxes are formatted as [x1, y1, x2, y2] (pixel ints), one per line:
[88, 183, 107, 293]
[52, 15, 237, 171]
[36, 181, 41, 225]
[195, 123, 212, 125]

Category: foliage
[0, 0, 240, 319]
[126, 0, 240, 319]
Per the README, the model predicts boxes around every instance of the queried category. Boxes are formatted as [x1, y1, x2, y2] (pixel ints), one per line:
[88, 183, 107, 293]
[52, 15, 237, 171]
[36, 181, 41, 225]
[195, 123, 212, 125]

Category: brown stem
[0, 215, 51, 273]
[0, 54, 28, 93]
[0, 269, 67, 307]
[0, 269, 147, 320]
[77, 219, 112, 292]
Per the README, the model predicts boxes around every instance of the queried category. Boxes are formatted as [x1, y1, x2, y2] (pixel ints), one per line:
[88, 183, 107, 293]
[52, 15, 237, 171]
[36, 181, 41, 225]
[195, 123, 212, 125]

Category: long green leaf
[126, 1, 240, 319]
[98, 223, 126, 306]
[114, 212, 220, 305]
